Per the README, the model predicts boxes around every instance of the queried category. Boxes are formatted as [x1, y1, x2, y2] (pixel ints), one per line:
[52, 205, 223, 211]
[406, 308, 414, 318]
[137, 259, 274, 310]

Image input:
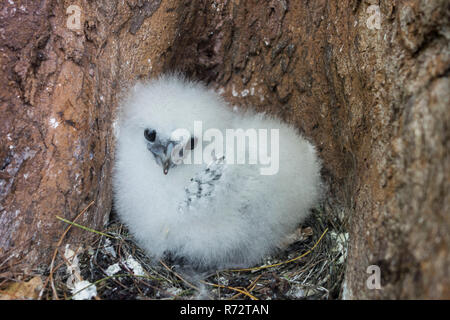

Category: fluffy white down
[113, 74, 322, 269]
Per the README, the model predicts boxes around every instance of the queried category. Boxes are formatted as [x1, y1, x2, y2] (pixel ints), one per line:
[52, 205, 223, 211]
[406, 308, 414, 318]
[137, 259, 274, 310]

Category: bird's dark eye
[144, 129, 156, 142]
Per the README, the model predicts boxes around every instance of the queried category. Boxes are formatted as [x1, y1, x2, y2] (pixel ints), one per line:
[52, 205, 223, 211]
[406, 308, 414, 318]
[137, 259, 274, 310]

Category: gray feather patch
[180, 156, 226, 211]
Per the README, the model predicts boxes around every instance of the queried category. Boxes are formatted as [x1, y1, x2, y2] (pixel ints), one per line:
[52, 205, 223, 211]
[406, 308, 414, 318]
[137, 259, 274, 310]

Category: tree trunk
[0, 0, 448, 298]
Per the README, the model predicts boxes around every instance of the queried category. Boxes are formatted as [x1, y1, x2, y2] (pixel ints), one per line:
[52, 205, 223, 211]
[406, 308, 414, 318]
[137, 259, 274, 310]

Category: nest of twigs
[29, 199, 348, 300]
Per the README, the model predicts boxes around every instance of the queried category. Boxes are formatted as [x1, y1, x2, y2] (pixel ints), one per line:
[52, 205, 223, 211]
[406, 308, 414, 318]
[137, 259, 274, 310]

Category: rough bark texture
[0, 0, 183, 274]
[0, 0, 448, 298]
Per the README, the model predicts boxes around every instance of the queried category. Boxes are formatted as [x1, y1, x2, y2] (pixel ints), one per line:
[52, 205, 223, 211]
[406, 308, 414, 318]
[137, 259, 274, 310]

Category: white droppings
[49, 117, 59, 128]
[71, 280, 97, 300]
[241, 89, 249, 97]
[125, 255, 145, 276]
[105, 263, 121, 276]
[64, 245, 97, 299]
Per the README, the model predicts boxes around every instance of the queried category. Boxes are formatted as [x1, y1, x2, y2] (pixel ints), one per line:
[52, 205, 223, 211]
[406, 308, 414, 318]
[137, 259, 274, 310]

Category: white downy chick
[113, 74, 322, 269]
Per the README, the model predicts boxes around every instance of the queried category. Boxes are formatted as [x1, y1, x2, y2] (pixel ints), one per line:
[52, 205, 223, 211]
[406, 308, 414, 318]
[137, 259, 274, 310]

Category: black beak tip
[163, 169, 168, 175]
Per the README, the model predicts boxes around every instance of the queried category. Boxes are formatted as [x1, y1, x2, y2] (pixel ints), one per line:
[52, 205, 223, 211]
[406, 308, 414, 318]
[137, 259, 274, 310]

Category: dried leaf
[0, 277, 43, 300]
